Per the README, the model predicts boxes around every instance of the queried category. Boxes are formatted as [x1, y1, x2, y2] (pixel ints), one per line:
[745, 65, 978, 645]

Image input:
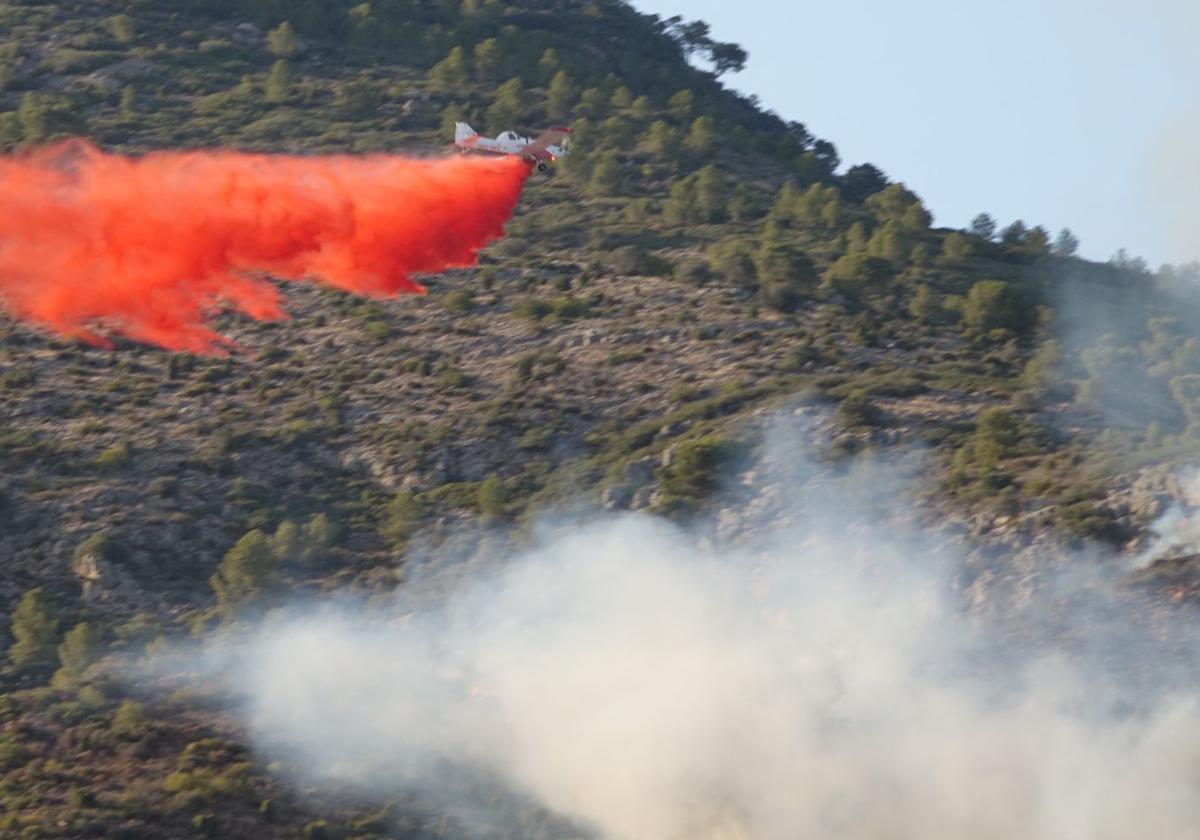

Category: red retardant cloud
[0, 142, 531, 352]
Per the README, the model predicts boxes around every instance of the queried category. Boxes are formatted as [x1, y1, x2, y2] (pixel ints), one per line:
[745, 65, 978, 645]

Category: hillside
[2, 0, 1200, 837]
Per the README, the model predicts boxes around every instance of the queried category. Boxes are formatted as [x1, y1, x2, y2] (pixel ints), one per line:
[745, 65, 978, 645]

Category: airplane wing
[521, 126, 572, 160]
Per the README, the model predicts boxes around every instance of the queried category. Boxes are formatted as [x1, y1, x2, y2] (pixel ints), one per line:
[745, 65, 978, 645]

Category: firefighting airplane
[453, 122, 572, 172]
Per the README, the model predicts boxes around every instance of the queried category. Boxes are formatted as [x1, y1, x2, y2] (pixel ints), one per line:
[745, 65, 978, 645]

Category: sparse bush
[514, 297, 554, 321]
[109, 14, 135, 44]
[611, 245, 672, 277]
[835, 394, 884, 429]
[674, 258, 711, 285]
[95, 441, 132, 471]
[443, 288, 474, 312]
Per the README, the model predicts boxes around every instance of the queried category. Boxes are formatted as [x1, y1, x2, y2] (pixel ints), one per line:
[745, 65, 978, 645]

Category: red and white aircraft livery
[453, 123, 572, 172]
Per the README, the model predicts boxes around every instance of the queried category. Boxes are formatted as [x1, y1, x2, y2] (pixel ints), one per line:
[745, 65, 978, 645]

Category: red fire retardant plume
[0, 142, 531, 352]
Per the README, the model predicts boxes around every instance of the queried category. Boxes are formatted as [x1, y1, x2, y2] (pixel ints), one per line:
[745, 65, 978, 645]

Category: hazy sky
[630, 0, 1199, 266]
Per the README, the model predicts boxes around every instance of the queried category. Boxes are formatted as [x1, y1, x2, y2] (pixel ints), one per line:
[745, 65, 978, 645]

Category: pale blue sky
[631, 0, 1200, 266]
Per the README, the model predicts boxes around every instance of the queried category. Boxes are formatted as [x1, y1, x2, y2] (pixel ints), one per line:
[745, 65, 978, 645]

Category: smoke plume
[0, 142, 530, 352]
[198, 434, 1200, 840]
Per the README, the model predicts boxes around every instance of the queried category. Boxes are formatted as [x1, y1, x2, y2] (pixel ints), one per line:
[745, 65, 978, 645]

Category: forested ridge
[1, 1, 1199, 836]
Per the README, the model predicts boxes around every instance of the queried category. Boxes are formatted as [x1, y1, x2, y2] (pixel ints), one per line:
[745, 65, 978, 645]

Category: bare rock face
[72, 548, 141, 607]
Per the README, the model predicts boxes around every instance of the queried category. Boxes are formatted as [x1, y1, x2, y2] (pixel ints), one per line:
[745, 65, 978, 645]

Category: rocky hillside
[2, 0, 1200, 836]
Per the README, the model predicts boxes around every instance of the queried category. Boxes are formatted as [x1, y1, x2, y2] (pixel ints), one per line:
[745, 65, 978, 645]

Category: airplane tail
[454, 122, 478, 144]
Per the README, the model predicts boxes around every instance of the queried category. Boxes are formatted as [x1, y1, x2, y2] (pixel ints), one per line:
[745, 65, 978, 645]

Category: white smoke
[1132, 468, 1200, 569]
[211, 436, 1200, 840]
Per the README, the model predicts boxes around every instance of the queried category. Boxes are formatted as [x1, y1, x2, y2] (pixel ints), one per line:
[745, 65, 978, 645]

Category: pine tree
[429, 46, 469, 92]
[908, 284, 943, 323]
[728, 184, 755, 221]
[1024, 225, 1051, 258]
[693, 165, 725, 222]
[1052, 228, 1080, 257]
[641, 120, 679, 157]
[272, 520, 300, 560]
[302, 512, 338, 548]
[664, 176, 698, 224]
[381, 493, 424, 545]
[969, 213, 997, 240]
[546, 70, 574, 121]
[867, 220, 907, 263]
[109, 14, 136, 45]
[576, 87, 607, 118]
[266, 21, 300, 58]
[477, 476, 507, 518]
[473, 39, 500, 79]
[119, 85, 135, 119]
[668, 90, 694, 121]
[264, 60, 292, 103]
[57, 622, 99, 680]
[536, 49, 560, 84]
[17, 92, 48, 142]
[486, 78, 524, 133]
[588, 151, 622, 194]
[686, 116, 717, 155]
[755, 244, 816, 313]
[1000, 220, 1028, 247]
[210, 531, 278, 613]
[844, 222, 869, 254]
[9, 588, 58, 667]
[941, 231, 973, 263]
